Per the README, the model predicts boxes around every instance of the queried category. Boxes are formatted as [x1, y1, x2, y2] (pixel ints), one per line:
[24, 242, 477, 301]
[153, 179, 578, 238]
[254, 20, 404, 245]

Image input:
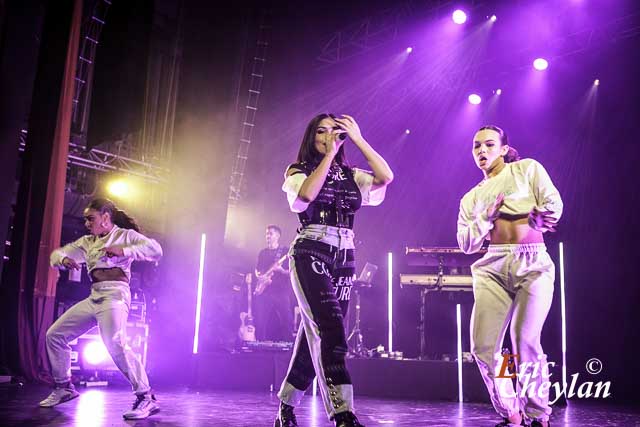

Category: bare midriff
[91, 267, 128, 283]
[490, 214, 544, 245]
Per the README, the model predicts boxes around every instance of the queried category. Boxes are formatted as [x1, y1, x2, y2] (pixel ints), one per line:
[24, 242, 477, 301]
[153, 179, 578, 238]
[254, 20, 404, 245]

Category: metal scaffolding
[313, 0, 640, 73]
[19, 135, 168, 184]
[72, 0, 112, 138]
[314, 1, 459, 68]
[228, 11, 272, 204]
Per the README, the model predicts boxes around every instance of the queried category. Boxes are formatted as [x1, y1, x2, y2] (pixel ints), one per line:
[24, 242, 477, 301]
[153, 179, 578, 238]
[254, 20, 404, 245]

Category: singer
[274, 113, 393, 427]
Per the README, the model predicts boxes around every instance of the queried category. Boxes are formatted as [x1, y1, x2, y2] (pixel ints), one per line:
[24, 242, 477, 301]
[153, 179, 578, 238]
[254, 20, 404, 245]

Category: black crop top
[287, 162, 363, 229]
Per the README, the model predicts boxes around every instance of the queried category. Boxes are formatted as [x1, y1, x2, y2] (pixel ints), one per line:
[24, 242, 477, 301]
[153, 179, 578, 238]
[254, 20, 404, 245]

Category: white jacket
[457, 159, 563, 254]
[50, 225, 163, 280]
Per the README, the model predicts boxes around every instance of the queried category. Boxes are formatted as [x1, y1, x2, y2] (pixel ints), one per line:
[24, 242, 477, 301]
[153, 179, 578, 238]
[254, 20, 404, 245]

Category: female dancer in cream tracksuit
[457, 125, 562, 427]
[39, 198, 162, 421]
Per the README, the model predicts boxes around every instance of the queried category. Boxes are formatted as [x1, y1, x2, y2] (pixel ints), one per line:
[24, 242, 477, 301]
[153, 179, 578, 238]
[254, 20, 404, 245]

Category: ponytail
[477, 124, 520, 163]
[111, 208, 140, 232]
[86, 198, 140, 232]
[504, 146, 520, 163]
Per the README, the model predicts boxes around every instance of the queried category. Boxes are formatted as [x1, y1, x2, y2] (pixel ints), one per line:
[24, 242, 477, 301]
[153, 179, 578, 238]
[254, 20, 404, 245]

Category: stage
[1, 383, 638, 427]
[1, 0, 640, 426]
[192, 350, 491, 403]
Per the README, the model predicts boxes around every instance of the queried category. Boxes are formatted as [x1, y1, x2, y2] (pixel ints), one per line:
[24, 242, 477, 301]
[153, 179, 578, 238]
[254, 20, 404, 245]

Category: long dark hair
[477, 125, 520, 163]
[296, 113, 347, 166]
[86, 198, 140, 232]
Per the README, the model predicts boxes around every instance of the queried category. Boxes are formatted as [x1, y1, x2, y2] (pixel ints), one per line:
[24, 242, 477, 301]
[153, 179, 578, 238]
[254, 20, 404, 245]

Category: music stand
[347, 263, 377, 357]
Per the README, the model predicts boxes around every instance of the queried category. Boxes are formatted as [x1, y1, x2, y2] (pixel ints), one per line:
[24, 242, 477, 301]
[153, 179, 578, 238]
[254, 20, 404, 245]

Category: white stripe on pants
[45, 280, 150, 394]
[277, 229, 356, 420]
[278, 254, 355, 419]
[470, 243, 554, 422]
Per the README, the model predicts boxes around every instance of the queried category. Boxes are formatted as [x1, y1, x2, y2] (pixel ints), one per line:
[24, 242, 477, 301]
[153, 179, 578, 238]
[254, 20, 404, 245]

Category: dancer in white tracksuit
[39, 198, 162, 421]
[457, 126, 562, 427]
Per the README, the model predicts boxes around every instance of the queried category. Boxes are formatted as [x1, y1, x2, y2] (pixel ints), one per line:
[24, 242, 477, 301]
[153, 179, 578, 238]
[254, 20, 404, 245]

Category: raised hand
[334, 114, 363, 142]
[324, 127, 345, 158]
[528, 207, 558, 232]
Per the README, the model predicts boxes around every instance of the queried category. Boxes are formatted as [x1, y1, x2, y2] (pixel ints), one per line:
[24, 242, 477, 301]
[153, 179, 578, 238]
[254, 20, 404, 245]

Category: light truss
[19, 135, 169, 184]
[314, 1, 458, 68]
[314, 1, 639, 72]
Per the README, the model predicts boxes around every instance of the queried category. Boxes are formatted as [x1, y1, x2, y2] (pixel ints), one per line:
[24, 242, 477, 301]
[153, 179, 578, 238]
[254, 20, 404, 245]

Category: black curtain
[0, 0, 45, 377]
[0, 0, 81, 381]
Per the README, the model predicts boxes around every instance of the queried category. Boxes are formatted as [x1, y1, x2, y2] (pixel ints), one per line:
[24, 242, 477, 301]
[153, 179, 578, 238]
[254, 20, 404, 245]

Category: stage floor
[1, 384, 638, 426]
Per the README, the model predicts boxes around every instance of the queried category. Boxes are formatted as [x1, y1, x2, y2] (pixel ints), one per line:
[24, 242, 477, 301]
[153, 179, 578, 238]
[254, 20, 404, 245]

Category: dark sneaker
[122, 393, 160, 420]
[39, 383, 79, 407]
[274, 401, 298, 427]
[334, 411, 365, 427]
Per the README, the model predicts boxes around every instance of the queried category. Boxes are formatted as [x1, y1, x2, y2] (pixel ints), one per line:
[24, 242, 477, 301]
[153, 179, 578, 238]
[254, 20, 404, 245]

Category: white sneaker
[122, 394, 160, 420]
[39, 384, 80, 407]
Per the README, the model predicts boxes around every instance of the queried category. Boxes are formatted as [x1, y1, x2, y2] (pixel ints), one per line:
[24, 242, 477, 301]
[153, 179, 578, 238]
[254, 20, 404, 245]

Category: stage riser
[194, 352, 490, 403]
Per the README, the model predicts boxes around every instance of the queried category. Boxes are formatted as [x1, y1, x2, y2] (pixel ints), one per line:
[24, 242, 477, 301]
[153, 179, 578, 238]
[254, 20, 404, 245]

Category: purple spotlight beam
[452, 9, 467, 25]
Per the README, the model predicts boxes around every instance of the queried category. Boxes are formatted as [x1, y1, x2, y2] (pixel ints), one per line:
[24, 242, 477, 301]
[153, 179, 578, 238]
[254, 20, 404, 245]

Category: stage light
[406, 47, 413, 53]
[490, 15, 497, 22]
[452, 9, 467, 25]
[106, 179, 130, 198]
[594, 79, 600, 86]
[533, 58, 549, 71]
[83, 340, 109, 365]
[192, 233, 207, 354]
[388, 252, 393, 353]
[468, 94, 481, 105]
[559, 242, 567, 392]
[405, 129, 411, 135]
[495, 88, 502, 95]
